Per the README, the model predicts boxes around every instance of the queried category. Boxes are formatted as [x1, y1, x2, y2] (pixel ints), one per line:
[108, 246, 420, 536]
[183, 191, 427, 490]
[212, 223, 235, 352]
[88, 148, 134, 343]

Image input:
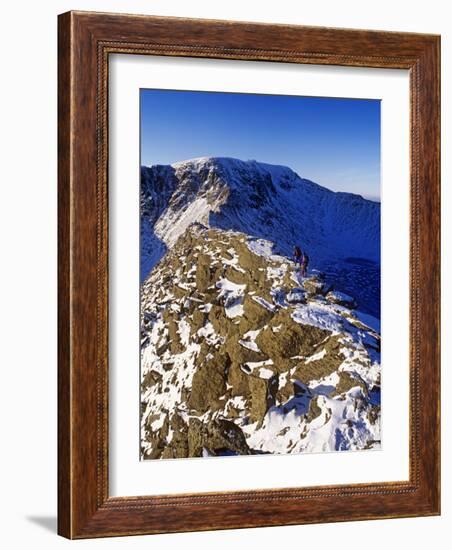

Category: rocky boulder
[326, 290, 357, 308]
[239, 294, 274, 332]
[256, 310, 329, 364]
[188, 417, 252, 456]
[248, 374, 279, 426]
[188, 353, 230, 412]
[302, 275, 328, 296]
[286, 287, 306, 304]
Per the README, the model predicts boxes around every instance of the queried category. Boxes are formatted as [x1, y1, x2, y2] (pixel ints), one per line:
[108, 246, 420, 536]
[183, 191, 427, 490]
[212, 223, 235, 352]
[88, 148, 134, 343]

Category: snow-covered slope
[141, 157, 380, 316]
[140, 225, 381, 459]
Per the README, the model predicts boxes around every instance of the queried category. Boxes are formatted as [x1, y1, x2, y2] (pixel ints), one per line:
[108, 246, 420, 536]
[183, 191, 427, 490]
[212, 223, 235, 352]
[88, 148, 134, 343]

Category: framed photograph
[58, 11, 440, 538]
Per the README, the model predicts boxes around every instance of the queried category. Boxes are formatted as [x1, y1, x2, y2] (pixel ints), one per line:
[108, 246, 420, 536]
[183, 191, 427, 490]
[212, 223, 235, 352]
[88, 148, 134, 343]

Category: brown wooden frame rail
[58, 10, 440, 539]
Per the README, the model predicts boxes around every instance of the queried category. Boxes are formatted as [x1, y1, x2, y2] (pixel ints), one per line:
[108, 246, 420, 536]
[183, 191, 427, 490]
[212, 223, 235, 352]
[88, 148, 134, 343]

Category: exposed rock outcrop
[140, 225, 381, 459]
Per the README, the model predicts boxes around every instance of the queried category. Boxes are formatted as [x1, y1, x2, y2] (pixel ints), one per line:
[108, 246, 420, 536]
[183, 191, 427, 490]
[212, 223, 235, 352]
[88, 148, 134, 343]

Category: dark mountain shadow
[140, 165, 177, 281]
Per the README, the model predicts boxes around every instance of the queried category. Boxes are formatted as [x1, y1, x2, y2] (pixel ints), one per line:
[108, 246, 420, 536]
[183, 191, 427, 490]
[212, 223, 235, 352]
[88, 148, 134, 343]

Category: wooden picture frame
[58, 10, 440, 539]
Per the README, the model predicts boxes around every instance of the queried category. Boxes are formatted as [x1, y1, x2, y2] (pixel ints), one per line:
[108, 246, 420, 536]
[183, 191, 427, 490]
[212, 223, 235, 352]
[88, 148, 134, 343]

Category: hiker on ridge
[301, 250, 309, 277]
[293, 246, 303, 271]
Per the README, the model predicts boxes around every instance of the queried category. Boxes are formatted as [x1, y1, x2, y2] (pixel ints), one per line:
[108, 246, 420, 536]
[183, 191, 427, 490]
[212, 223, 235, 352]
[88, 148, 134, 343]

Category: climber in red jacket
[293, 246, 303, 269]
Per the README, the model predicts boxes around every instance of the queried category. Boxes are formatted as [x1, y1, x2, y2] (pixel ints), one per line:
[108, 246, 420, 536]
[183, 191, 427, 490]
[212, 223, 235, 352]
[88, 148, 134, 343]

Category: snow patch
[216, 277, 246, 319]
[305, 348, 327, 363]
[291, 302, 344, 333]
[252, 295, 276, 312]
[246, 238, 274, 258]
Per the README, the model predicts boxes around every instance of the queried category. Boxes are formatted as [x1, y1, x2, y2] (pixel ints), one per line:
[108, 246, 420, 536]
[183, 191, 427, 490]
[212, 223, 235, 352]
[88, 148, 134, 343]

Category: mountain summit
[141, 157, 380, 316]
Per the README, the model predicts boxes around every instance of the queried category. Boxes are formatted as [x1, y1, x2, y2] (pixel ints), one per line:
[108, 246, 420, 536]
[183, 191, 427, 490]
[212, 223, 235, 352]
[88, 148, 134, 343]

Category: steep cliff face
[140, 225, 381, 459]
[141, 157, 380, 316]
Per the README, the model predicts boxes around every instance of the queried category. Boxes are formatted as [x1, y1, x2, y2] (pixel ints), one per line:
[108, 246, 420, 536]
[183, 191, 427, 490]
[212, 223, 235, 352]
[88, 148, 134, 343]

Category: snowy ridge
[140, 157, 380, 316]
[140, 225, 381, 460]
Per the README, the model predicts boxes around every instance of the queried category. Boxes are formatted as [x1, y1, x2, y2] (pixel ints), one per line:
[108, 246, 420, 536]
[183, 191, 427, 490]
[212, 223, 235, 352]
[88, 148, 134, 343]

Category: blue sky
[140, 89, 381, 201]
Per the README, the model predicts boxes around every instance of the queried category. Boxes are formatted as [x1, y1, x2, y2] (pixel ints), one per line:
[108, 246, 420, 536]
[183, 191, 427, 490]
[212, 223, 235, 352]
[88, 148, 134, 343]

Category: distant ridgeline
[140, 157, 381, 317]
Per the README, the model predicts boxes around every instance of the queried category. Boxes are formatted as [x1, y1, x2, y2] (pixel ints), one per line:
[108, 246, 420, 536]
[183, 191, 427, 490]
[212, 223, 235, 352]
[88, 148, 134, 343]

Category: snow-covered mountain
[141, 157, 380, 316]
[140, 225, 381, 459]
[140, 157, 381, 459]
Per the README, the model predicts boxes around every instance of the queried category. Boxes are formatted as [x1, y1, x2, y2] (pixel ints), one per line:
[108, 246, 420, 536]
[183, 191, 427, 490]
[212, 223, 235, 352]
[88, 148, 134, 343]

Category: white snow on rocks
[246, 238, 275, 258]
[305, 348, 327, 363]
[326, 290, 356, 308]
[286, 288, 306, 304]
[252, 295, 276, 312]
[216, 278, 246, 318]
[291, 302, 346, 333]
[243, 359, 275, 379]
